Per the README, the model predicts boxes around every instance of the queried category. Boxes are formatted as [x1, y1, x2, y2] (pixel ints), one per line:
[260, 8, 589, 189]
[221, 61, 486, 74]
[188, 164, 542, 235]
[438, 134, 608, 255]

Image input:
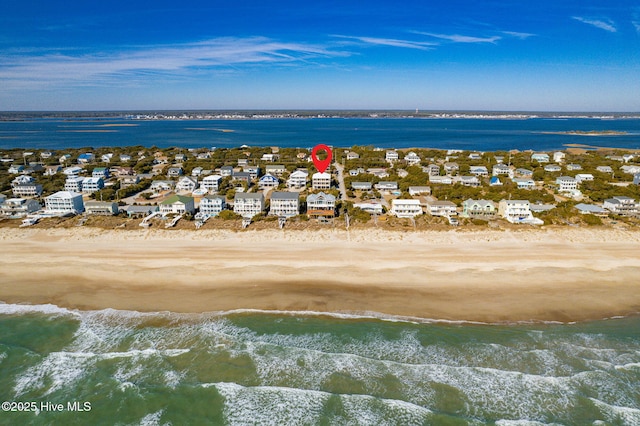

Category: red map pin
[311, 144, 332, 173]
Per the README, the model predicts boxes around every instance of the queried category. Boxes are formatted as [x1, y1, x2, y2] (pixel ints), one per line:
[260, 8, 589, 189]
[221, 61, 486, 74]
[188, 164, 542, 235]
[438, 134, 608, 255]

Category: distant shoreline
[541, 130, 629, 136]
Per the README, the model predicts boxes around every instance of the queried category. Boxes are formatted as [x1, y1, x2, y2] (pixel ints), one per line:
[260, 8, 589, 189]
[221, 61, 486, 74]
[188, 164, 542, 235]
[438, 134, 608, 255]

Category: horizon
[2, 1, 640, 111]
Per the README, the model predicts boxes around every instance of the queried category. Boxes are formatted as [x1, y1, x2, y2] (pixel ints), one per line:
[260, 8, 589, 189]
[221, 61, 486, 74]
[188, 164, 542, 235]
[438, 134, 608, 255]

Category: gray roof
[575, 203, 606, 213]
[235, 192, 263, 200]
[270, 191, 299, 200]
[307, 192, 336, 202]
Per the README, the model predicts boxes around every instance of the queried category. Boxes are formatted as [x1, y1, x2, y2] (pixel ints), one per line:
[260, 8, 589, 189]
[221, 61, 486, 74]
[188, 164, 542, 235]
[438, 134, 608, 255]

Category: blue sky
[1, 1, 639, 111]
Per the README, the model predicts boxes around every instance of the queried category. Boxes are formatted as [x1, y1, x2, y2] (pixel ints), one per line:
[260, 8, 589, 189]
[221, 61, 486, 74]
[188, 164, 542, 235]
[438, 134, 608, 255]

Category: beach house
[100, 154, 113, 163]
[159, 195, 195, 215]
[64, 176, 84, 192]
[544, 164, 561, 173]
[460, 176, 481, 187]
[354, 202, 383, 215]
[8, 164, 24, 174]
[408, 186, 431, 196]
[44, 165, 62, 176]
[531, 153, 550, 163]
[385, 150, 399, 163]
[566, 164, 582, 171]
[265, 165, 286, 177]
[220, 165, 234, 177]
[390, 199, 423, 218]
[63, 166, 83, 177]
[634, 173, 640, 185]
[201, 175, 222, 193]
[489, 176, 502, 186]
[425, 164, 440, 176]
[287, 170, 308, 188]
[515, 168, 533, 177]
[44, 191, 84, 215]
[0, 198, 41, 218]
[351, 182, 373, 191]
[306, 192, 336, 218]
[269, 192, 300, 218]
[81, 177, 104, 193]
[575, 174, 594, 184]
[92, 167, 109, 179]
[312, 172, 331, 190]
[553, 152, 566, 163]
[492, 164, 511, 176]
[462, 199, 496, 219]
[374, 181, 398, 191]
[176, 176, 198, 193]
[620, 165, 640, 174]
[84, 201, 119, 215]
[12, 181, 42, 198]
[199, 195, 226, 217]
[77, 153, 95, 164]
[429, 175, 453, 185]
[574, 203, 608, 217]
[603, 196, 638, 216]
[596, 166, 613, 174]
[167, 167, 183, 178]
[120, 175, 140, 188]
[469, 166, 489, 177]
[403, 151, 421, 166]
[232, 171, 252, 184]
[556, 176, 578, 192]
[243, 166, 260, 180]
[150, 180, 175, 193]
[120, 154, 132, 162]
[233, 193, 265, 218]
[258, 173, 279, 189]
[498, 200, 539, 223]
[346, 151, 360, 161]
[443, 162, 459, 174]
[512, 178, 535, 190]
[426, 200, 457, 217]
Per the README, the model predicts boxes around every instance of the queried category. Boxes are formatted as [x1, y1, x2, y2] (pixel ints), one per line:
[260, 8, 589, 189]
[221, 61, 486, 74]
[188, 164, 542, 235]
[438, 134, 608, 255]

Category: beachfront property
[93, 168, 110, 179]
[512, 178, 535, 190]
[603, 196, 638, 216]
[199, 195, 226, 217]
[306, 192, 336, 218]
[81, 177, 104, 194]
[351, 182, 373, 191]
[566, 164, 582, 171]
[287, 170, 308, 188]
[243, 166, 260, 180]
[150, 180, 175, 193]
[233, 193, 265, 218]
[385, 150, 399, 163]
[84, 201, 119, 215]
[426, 200, 457, 217]
[553, 151, 566, 163]
[167, 167, 183, 177]
[176, 176, 198, 193]
[460, 176, 481, 187]
[122, 205, 158, 218]
[404, 151, 421, 165]
[408, 186, 431, 196]
[469, 166, 489, 177]
[312, 172, 331, 190]
[531, 153, 550, 163]
[596, 166, 614, 173]
[0, 198, 41, 218]
[544, 164, 562, 172]
[159, 195, 196, 215]
[265, 164, 286, 177]
[462, 199, 497, 219]
[429, 175, 453, 185]
[354, 202, 383, 215]
[201, 175, 222, 193]
[12, 182, 43, 198]
[498, 199, 542, 224]
[269, 192, 300, 217]
[258, 173, 279, 189]
[390, 199, 422, 218]
[492, 164, 511, 176]
[44, 191, 84, 215]
[77, 153, 95, 164]
[424, 164, 440, 176]
[64, 176, 84, 192]
[374, 181, 398, 191]
[575, 174, 594, 183]
[556, 176, 578, 192]
[574, 203, 609, 217]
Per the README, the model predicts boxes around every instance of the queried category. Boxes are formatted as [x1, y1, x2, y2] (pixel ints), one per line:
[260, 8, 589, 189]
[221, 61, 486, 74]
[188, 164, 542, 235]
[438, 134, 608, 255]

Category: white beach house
[306, 192, 336, 218]
[44, 191, 84, 215]
[556, 176, 578, 192]
[390, 199, 423, 218]
[269, 192, 300, 218]
[199, 195, 226, 217]
[287, 170, 308, 188]
[0, 198, 41, 218]
[81, 177, 104, 194]
[64, 176, 84, 192]
[159, 195, 196, 215]
[201, 175, 223, 193]
[312, 172, 331, 190]
[233, 193, 265, 218]
[426, 200, 457, 217]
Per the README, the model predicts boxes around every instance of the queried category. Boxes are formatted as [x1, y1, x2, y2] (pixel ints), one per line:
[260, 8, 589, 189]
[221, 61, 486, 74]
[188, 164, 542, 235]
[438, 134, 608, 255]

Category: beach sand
[1, 227, 639, 323]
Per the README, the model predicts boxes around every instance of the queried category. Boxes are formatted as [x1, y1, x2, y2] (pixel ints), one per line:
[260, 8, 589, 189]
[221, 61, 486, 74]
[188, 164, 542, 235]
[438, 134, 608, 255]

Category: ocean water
[0, 303, 639, 425]
[1, 117, 640, 151]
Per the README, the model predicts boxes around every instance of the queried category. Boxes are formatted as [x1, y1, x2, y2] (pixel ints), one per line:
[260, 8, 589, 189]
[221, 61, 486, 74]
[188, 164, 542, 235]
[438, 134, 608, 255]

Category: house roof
[161, 195, 193, 205]
[271, 191, 299, 200]
[307, 192, 335, 202]
[235, 192, 263, 200]
[202, 195, 225, 202]
[575, 203, 606, 213]
[47, 191, 82, 199]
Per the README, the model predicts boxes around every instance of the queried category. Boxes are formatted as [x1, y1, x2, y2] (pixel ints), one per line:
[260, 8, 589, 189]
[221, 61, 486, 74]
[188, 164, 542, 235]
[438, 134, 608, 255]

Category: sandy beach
[1, 227, 639, 322]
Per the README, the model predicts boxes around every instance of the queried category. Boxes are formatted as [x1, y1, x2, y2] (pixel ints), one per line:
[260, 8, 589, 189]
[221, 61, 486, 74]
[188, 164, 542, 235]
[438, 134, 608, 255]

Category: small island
[541, 130, 628, 136]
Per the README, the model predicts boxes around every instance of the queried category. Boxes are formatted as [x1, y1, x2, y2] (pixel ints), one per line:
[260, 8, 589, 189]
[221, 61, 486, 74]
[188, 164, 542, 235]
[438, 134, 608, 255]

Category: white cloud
[333, 35, 436, 50]
[633, 20, 640, 33]
[572, 16, 617, 33]
[501, 31, 536, 40]
[414, 32, 501, 44]
[0, 37, 346, 88]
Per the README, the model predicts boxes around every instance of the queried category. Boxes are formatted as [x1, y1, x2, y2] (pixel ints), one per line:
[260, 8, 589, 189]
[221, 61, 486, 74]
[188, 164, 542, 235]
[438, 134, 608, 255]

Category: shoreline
[1, 227, 640, 323]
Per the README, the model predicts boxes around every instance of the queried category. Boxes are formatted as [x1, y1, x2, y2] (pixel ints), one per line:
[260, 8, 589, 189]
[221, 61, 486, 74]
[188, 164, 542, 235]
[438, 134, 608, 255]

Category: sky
[1, 1, 639, 111]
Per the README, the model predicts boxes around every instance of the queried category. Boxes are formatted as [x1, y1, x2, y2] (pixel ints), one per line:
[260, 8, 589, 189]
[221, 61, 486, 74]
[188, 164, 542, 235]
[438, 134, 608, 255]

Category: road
[333, 161, 347, 201]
